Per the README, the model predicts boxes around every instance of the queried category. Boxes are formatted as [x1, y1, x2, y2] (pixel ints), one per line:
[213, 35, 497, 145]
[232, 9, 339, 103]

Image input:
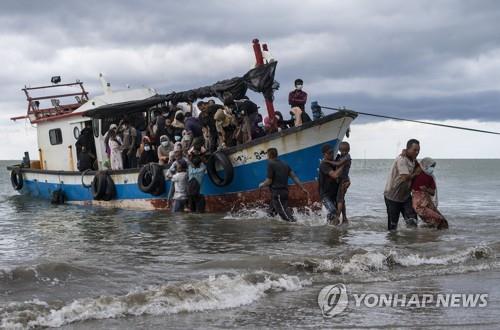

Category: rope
[320, 105, 500, 135]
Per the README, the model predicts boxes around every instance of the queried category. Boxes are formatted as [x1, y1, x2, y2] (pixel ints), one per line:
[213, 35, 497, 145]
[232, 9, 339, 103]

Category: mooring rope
[319, 105, 500, 135]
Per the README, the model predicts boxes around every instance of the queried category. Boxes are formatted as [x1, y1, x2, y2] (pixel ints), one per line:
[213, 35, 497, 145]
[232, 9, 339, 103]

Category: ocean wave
[0, 271, 310, 329]
[0, 262, 91, 285]
[291, 245, 495, 274]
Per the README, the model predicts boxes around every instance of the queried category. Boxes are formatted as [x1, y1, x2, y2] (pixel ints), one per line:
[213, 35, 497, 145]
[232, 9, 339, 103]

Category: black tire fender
[10, 168, 23, 191]
[91, 172, 107, 200]
[207, 152, 234, 187]
[102, 173, 116, 201]
[81, 169, 93, 188]
[138, 163, 165, 195]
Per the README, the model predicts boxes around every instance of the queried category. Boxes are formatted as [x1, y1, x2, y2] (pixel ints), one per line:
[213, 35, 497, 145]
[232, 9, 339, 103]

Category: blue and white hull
[8, 111, 356, 211]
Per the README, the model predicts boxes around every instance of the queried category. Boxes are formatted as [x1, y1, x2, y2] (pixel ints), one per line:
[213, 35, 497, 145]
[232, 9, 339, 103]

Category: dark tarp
[85, 62, 278, 119]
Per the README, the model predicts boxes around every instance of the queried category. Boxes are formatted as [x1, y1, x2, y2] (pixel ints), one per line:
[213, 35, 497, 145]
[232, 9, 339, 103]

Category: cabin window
[49, 128, 63, 145]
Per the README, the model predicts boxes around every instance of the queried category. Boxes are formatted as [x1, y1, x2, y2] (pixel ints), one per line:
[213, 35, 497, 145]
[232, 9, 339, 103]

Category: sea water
[0, 159, 499, 329]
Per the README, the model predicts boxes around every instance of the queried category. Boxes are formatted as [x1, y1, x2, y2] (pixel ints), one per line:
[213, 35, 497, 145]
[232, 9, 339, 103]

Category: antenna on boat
[99, 73, 112, 95]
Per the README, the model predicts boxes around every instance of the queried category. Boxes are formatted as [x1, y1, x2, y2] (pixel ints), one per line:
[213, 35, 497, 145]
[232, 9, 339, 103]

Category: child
[170, 159, 189, 212]
[335, 142, 351, 224]
[187, 156, 207, 213]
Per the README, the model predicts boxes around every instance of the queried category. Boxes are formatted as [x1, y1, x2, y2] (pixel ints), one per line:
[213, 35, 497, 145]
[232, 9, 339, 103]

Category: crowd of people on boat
[85, 78, 312, 172]
[75, 79, 315, 212]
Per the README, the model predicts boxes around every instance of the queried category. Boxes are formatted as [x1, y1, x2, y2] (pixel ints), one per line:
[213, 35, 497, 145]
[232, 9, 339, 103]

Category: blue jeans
[321, 196, 337, 223]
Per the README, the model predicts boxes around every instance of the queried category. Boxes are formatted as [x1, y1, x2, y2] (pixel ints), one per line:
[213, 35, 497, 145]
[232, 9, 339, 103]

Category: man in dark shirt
[198, 101, 222, 152]
[288, 78, 308, 111]
[318, 144, 348, 224]
[258, 148, 309, 222]
[184, 112, 203, 138]
[77, 146, 93, 171]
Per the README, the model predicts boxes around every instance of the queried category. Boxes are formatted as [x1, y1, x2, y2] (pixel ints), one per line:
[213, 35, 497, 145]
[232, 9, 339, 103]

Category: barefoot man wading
[259, 148, 310, 222]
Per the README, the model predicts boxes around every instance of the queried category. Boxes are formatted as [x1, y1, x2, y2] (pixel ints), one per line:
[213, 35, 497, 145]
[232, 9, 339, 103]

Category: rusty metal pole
[252, 38, 276, 129]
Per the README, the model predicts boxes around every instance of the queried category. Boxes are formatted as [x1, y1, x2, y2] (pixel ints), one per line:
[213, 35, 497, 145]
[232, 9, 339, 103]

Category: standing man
[384, 139, 421, 230]
[259, 148, 309, 222]
[288, 79, 307, 111]
[119, 118, 138, 169]
[198, 101, 221, 152]
[318, 144, 348, 224]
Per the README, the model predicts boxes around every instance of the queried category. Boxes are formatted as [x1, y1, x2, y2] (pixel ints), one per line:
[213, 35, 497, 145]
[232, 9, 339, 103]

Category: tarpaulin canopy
[85, 62, 278, 119]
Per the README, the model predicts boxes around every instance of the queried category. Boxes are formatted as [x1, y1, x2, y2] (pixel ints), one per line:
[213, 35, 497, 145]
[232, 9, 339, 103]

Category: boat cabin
[11, 76, 158, 171]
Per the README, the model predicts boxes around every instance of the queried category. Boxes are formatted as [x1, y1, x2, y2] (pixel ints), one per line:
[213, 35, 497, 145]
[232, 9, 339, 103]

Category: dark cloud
[2, 0, 500, 122]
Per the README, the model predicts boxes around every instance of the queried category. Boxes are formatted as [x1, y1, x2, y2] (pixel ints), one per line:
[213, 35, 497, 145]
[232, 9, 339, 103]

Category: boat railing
[10, 81, 89, 123]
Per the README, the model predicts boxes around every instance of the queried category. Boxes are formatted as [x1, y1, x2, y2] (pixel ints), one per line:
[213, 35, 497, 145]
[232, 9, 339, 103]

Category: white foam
[390, 245, 493, 267]
[296, 245, 495, 275]
[224, 204, 329, 227]
[0, 271, 309, 329]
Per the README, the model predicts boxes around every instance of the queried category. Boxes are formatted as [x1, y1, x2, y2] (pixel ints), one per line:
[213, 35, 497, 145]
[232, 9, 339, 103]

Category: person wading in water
[259, 148, 309, 222]
[384, 139, 421, 230]
[318, 144, 349, 225]
[411, 157, 449, 229]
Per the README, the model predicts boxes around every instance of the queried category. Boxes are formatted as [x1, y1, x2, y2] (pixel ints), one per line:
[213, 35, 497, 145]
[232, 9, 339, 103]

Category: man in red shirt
[288, 79, 307, 111]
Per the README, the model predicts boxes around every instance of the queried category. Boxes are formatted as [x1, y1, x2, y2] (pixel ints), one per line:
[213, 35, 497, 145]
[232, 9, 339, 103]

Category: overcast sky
[2, 0, 500, 159]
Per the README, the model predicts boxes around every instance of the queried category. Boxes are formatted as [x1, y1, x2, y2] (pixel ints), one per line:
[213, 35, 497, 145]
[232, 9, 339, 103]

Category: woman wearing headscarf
[157, 135, 174, 165]
[108, 129, 123, 170]
[411, 157, 448, 229]
[138, 136, 158, 166]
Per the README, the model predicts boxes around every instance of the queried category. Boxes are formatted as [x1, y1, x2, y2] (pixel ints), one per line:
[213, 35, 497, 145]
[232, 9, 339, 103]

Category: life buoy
[91, 172, 107, 200]
[102, 174, 116, 201]
[10, 168, 23, 191]
[81, 169, 93, 188]
[138, 163, 165, 195]
[207, 151, 234, 187]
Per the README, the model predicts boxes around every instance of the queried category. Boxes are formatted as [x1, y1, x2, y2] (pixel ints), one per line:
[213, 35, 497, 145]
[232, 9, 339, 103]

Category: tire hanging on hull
[10, 168, 23, 191]
[138, 163, 165, 196]
[207, 152, 234, 187]
[91, 171, 116, 201]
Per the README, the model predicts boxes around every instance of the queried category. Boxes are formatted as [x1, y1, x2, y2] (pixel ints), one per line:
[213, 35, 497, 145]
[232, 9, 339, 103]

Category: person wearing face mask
[288, 79, 312, 128]
[138, 136, 158, 166]
[157, 135, 174, 166]
[288, 78, 307, 111]
[411, 157, 448, 229]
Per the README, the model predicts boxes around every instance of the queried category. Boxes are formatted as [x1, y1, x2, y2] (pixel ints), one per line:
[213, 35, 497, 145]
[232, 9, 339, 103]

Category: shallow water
[0, 159, 499, 329]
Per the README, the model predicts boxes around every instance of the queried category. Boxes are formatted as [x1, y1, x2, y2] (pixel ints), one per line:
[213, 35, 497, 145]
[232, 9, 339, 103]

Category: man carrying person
[318, 144, 349, 224]
[383, 138, 421, 231]
[258, 148, 309, 222]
